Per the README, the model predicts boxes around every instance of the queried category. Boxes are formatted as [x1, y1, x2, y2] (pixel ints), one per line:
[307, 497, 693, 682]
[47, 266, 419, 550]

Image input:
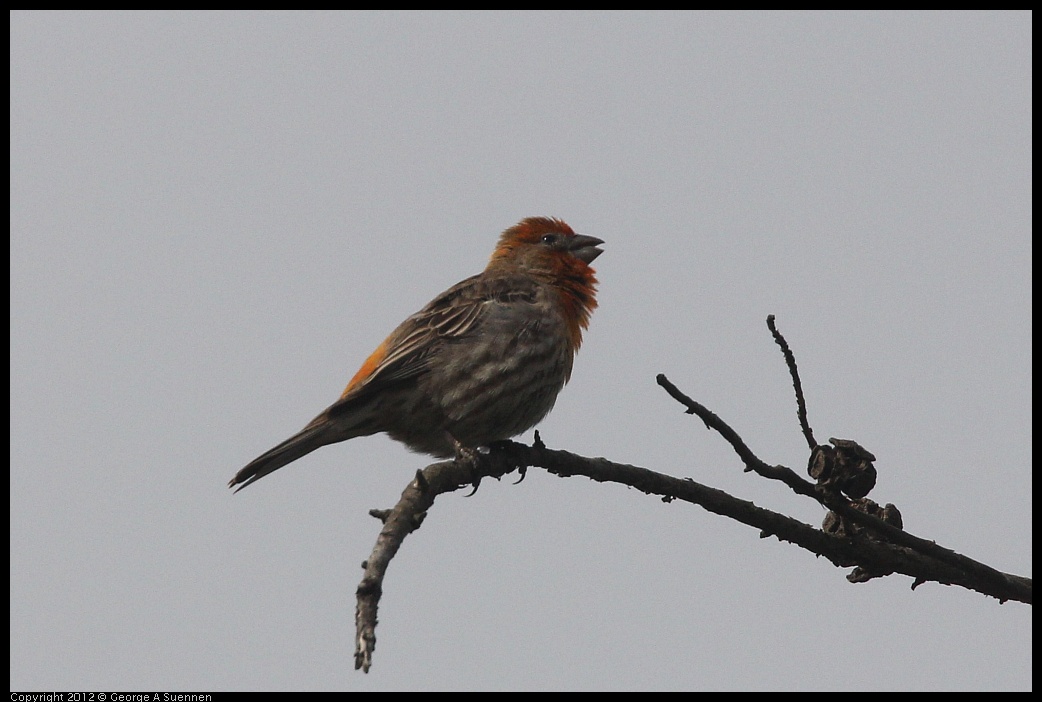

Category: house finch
[229, 217, 603, 492]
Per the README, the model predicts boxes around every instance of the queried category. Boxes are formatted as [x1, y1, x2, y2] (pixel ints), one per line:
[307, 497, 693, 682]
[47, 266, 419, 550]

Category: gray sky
[10, 11, 1031, 691]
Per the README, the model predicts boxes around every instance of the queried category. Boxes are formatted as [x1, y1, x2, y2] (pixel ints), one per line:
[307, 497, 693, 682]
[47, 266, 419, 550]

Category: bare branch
[354, 435, 1031, 671]
[656, 369, 1029, 605]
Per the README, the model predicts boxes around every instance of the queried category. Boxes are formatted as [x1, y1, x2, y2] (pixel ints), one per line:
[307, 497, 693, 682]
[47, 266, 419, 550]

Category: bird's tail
[229, 419, 339, 493]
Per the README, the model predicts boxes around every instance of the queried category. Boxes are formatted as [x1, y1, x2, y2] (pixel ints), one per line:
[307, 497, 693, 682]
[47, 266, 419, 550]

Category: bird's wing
[340, 272, 540, 398]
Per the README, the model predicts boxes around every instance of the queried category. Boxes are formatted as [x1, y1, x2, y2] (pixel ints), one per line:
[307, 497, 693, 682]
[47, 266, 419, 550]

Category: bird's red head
[491, 214, 608, 268]
[488, 217, 603, 350]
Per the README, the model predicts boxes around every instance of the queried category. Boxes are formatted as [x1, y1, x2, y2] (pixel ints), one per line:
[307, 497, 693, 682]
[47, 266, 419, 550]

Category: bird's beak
[567, 234, 605, 264]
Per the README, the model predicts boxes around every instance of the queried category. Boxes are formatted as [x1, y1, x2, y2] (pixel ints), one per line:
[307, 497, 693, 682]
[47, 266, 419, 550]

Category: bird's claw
[450, 436, 484, 496]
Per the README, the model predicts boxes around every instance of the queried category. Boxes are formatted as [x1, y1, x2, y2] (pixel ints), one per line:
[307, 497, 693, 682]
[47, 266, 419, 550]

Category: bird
[229, 217, 603, 492]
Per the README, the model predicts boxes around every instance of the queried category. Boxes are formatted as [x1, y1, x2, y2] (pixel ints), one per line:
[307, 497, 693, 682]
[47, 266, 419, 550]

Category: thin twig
[767, 314, 817, 450]
[656, 373, 815, 498]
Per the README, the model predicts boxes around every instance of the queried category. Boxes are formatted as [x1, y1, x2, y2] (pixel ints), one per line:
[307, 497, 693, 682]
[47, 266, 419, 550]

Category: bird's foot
[449, 435, 485, 496]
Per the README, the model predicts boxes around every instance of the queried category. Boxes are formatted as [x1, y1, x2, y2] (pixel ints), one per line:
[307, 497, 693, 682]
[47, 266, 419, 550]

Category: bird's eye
[541, 233, 559, 246]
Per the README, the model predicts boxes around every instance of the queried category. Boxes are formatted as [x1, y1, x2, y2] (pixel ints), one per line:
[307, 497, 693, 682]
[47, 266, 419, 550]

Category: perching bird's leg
[447, 433, 484, 496]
